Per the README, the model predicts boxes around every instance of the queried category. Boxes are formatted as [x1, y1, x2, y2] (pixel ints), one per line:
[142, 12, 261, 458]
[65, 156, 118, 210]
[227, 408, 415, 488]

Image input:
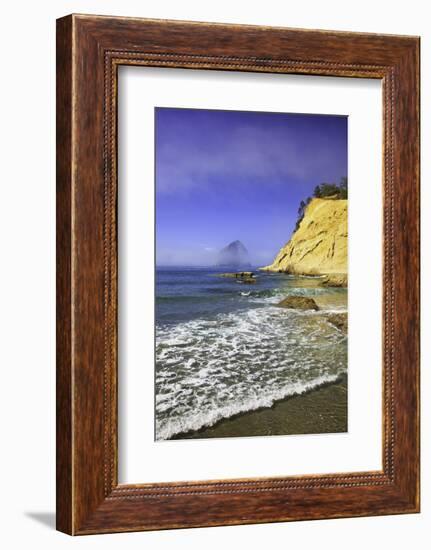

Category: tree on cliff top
[339, 177, 348, 199]
[294, 197, 312, 232]
[294, 176, 347, 234]
[313, 178, 348, 200]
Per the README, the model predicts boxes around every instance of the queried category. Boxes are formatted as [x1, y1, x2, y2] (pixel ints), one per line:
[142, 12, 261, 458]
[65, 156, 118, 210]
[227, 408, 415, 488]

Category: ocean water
[155, 267, 347, 440]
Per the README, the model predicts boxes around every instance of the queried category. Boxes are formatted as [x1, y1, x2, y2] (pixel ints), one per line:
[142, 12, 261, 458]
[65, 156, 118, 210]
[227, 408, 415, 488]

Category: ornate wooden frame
[56, 14, 420, 534]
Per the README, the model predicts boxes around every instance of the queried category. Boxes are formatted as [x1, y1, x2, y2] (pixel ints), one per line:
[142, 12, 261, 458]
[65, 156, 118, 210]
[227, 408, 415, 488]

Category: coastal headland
[261, 198, 347, 288]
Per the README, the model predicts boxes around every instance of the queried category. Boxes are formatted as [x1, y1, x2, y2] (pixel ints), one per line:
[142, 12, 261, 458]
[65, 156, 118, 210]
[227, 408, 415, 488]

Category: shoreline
[258, 268, 348, 288]
[170, 374, 347, 440]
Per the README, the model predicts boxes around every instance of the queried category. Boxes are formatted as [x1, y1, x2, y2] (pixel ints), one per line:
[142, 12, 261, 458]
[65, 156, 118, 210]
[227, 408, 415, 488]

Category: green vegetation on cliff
[294, 177, 347, 233]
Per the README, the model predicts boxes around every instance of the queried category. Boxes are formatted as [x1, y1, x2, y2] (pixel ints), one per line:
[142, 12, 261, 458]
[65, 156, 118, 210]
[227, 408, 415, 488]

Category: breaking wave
[156, 301, 347, 440]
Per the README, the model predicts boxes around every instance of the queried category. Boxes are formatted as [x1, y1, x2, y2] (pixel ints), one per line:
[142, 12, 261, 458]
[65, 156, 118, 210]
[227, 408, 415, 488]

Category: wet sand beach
[171, 374, 347, 440]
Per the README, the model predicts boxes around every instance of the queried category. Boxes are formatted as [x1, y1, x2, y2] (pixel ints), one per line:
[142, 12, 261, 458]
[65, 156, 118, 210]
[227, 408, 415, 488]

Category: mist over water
[156, 249, 275, 268]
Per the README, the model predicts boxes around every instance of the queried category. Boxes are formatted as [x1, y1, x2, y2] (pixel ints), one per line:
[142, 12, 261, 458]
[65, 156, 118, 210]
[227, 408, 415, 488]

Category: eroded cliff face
[262, 198, 347, 277]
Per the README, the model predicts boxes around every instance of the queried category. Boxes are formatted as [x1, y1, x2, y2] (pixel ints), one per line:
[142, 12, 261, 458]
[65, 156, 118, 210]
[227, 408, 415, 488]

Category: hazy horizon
[155, 107, 347, 267]
[155, 238, 261, 268]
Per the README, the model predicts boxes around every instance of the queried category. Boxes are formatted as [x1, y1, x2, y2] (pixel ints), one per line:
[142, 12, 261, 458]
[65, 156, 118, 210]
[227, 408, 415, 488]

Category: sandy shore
[171, 375, 347, 440]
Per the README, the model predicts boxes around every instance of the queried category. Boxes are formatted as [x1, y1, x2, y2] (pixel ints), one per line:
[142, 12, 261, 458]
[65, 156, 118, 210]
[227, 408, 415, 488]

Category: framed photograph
[56, 14, 420, 534]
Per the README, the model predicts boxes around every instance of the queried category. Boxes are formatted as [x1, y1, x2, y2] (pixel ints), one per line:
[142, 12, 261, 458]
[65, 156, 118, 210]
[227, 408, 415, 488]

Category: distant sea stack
[217, 240, 251, 268]
[261, 198, 347, 284]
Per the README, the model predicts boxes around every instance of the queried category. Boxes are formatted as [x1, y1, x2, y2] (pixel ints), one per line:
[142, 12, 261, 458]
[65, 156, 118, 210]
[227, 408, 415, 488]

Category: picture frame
[56, 14, 420, 535]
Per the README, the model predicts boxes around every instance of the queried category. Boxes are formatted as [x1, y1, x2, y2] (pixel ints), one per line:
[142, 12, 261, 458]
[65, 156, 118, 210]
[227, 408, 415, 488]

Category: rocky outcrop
[261, 198, 347, 283]
[217, 240, 250, 268]
[277, 296, 319, 311]
[218, 271, 256, 284]
[219, 271, 254, 278]
[327, 313, 348, 333]
[319, 273, 348, 288]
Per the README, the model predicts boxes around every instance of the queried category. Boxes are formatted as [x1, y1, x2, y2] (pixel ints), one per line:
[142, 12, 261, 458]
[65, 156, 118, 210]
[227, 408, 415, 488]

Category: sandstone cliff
[262, 198, 347, 280]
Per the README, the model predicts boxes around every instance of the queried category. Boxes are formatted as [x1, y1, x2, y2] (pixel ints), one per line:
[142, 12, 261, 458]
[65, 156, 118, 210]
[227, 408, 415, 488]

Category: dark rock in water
[277, 296, 319, 311]
[217, 240, 250, 268]
[218, 271, 256, 284]
[327, 313, 348, 333]
[219, 271, 253, 278]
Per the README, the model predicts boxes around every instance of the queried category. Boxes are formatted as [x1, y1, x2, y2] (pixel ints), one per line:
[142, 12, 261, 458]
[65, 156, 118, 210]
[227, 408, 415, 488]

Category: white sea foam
[155, 302, 347, 440]
[156, 372, 342, 441]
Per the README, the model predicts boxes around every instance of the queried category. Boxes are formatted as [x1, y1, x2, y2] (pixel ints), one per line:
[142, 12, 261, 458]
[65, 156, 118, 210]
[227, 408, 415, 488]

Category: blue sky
[155, 107, 347, 266]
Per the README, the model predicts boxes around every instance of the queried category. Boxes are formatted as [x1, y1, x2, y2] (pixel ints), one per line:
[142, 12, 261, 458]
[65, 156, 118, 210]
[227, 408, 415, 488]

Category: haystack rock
[261, 198, 347, 285]
[217, 240, 250, 268]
